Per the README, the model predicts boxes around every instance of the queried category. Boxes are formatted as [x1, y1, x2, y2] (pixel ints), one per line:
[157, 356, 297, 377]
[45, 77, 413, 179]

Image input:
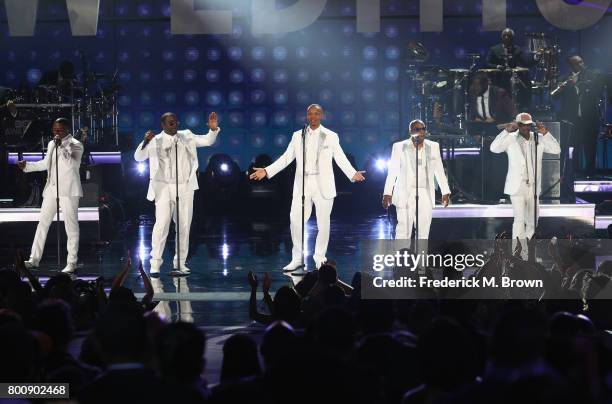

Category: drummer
[485, 28, 541, 70]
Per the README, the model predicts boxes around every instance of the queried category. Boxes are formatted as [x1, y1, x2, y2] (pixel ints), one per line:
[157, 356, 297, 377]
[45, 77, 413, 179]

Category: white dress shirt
[305, 126, 321, 175]
[516, 134, 535, 185]
[477, 87, 491, 120]
[408, 142, 428, 189]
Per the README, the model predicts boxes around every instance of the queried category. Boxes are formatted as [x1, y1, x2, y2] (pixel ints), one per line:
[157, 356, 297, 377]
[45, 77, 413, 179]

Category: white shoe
[61, 263, 76, 274]
[283, 261, 302, 272]
[24, 260, 39, 270]
[150, 265, 160, 276]
[314, 258, 327, 269]
[173, 264, 191, 274]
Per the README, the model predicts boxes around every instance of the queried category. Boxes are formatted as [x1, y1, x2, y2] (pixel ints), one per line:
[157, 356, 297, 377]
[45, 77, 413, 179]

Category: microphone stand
[54, 140, 61, 270]
[533, 128, 539, 238]
[170, 136, 183, 276]
[299, 124, 308, 273]
[413, 135, 420, 257]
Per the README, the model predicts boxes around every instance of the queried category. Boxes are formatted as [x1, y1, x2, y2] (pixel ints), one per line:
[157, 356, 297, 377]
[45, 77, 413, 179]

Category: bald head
[568, 55, 585, 73]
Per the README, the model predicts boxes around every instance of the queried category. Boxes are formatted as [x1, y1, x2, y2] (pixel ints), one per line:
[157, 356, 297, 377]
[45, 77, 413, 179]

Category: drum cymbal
[478, 68, 501, 73]
[510, 67, 529, 72]
[407, 41, 429, 63]
[449, 68, 469, 73]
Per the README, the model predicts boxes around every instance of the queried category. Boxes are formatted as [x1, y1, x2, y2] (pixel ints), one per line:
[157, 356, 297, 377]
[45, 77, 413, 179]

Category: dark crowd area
[2, 235, 612, 404]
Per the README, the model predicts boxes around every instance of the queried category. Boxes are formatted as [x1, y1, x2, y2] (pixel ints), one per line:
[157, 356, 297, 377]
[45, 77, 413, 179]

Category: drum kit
[404, 32, 560, 139]
[2, 69, 119, 152]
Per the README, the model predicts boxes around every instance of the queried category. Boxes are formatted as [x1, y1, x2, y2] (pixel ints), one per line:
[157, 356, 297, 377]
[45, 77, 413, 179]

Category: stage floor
[0, 202, 602, 326]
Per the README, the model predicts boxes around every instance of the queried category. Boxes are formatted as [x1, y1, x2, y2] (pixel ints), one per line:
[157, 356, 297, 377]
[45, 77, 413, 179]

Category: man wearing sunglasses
[490, 112, 560, 243]
[383, 119, 451, 244]
[134, 112, 220, 276]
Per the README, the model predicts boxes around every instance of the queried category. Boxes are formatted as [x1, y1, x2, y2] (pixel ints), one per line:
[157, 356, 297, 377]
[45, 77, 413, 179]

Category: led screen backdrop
[1, 0, 610, 169]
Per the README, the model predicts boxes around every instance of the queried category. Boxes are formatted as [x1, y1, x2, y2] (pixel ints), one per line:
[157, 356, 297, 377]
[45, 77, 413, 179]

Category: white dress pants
[289, 175, 334, 265]
[30, 196, 80, 265]
[510, 181, 538, 241]
[395, 189, 433, 240]
[150, 189, 194, 269]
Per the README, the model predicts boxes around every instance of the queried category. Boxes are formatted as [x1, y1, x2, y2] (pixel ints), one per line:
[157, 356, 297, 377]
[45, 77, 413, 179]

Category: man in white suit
[18, 118, 84, 273]
[134, 112, 219, 275]
[250, 104, 366, 271]
[382, 119, 450, 244]
[490, 112, 561, 241]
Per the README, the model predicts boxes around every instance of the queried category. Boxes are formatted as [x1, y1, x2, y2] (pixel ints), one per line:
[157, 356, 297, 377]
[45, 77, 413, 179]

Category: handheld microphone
[141, 131, 154, 150]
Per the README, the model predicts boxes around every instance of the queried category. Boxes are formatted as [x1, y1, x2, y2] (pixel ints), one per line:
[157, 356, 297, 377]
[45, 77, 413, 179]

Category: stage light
[26, 69, 41, 84]
[273, 69, 288, 83]
[361, 67, 376, 81]
[252, 112, 267, 126]
[118, 95, 131, 106]
[230, 70, 244, 83]
[220, 163, 229, 173]
[251, 90, 266, 104]
[273, 90, 288, 104]
[251, 68, 266, 82]
[139, 92, 152, 104]
[228, 46, 242, 61]
[297, 69, 309, 82]
[206, 91, 222, 106]
[229, 112, 244, 126]
[385, 90, 399, 103]
[207, 48, 221, 61]
[137, 162, 147, 175]
[206, 69, 220, 82]
[185, 91, 200, 106]
[163, 69, 174, 81]
[385, 66, 399, 81]
[385, 25, 399, 38]
[229, 91, 243, 106]
[183, 69, 197, 82]
[319, 90, 333, 102]
[118, 51, 129, 63]
[375, 158, 388, 172]
[341, 91, 355, 104]
[185, 113, 200, 127]
[296, 90, 310, 104]
[296, 47, 309, 59]
[273, 46, 288, 61]
[363, 46, 378, 60]
[251, 46, 266, 60]
[362, 89, 376, 103]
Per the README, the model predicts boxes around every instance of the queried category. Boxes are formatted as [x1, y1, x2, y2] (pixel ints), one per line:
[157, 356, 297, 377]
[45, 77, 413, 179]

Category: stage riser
[0, 221, 100, 245]
[429, 217, 594, 239]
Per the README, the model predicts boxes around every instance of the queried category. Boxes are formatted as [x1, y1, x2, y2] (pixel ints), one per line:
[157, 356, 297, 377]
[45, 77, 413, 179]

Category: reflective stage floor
[0, 202, 602, 325]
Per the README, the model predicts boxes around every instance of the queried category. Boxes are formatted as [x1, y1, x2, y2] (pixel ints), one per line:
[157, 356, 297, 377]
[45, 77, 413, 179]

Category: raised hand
[382, 194, 392, 210]
[248, 271, 258, 290]
[352, 170, 366, 182]
[249, 167, 267, 181]
[208, 112, 218, 131]
[505, 122, 518, 132]
[144, 130, 155, 142]
[536, 121, 547, 135]
[262, 272, 271, 295]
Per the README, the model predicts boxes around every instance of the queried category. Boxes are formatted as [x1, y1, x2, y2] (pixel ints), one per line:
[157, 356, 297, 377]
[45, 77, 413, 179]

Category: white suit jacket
[490, 129, 561, 196]
[134, 128, 219, 201]
[265, 124, 357, 200]
[383, 139, 451, 208]
[24, 135, 83, 198]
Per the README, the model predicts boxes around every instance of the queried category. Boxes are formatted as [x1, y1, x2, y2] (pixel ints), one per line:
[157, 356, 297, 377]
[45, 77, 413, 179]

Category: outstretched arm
[332, 137, 364, 182]
[22, 142, 53, 172]
[250, 133, 297, 180]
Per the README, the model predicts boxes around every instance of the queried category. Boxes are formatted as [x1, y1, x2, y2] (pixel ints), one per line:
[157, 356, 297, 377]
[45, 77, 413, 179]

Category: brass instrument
[551, 72, 579, 97]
